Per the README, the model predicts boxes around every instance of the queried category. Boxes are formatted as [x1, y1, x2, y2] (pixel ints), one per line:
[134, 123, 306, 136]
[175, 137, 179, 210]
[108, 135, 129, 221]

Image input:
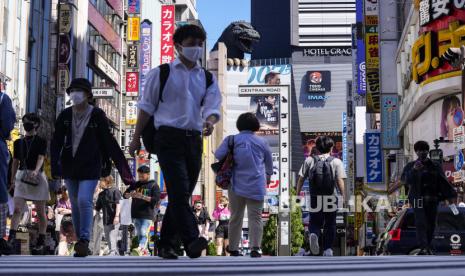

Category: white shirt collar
[173, 58, 201, 71]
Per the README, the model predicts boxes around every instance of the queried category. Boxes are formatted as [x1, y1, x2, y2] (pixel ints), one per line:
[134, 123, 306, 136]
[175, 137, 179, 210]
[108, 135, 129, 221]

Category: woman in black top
[9, 113, 50, 254]
[193, 200, 211, 237]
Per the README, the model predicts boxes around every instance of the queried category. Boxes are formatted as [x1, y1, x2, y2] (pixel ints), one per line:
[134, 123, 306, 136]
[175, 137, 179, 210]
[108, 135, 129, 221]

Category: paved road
[0, 255, 465, 276]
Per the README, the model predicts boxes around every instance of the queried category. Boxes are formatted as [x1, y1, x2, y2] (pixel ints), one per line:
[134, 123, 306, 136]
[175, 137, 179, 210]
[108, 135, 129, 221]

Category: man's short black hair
[236, 112, 260, 132]
[22, 113, 41, 127]
[315, 136, 334, 154]
[173, 24, 206, 44]
[414, 140, 430, 152]
[137, 165, 150, 174]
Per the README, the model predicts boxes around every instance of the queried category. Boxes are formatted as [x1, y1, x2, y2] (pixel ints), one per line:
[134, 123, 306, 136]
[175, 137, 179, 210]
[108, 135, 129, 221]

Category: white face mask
[180, 46, 203, 62]
[69, 91, 87, 105]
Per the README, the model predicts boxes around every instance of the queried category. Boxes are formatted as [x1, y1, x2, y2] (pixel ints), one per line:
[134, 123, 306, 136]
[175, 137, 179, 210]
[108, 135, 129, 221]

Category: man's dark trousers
[309, 195, 337, 252]
[413, 198, 438, 250]
[156, 127, 202, 250]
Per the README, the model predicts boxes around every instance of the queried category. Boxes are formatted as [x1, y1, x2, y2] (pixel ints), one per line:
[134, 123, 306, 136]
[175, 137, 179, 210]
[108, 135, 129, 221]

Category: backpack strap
[201, 68, 214, 106]
[158, 63, 170, 103]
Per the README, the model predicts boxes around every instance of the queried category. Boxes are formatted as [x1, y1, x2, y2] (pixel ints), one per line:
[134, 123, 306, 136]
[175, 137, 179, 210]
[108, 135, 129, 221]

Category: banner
[127, 17, 140, 41]
[140, 20, 152, 96]
[127, 45, 138, 69]
[160, 5, 175, 64]
[365, 0, 380, 113]
[128, 0, 140, 14]
[381, 94, 400, 149]
[365, 131, 383, 184]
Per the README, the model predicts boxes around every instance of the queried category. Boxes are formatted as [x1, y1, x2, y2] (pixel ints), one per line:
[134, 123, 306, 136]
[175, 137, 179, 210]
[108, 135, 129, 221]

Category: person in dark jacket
[400, 140, 457, 255]
[51, 78, 135, 257]
[124, 165, 160, 256]
[0, 89, 15, 256]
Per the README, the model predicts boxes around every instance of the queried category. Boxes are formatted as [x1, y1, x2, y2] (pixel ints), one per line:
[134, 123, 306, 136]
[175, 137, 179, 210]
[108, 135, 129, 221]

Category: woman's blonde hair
[100, 175, 114, 188]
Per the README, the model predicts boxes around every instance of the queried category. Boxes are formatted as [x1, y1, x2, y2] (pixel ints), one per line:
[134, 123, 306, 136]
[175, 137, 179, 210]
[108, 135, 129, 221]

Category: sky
[197, 0, 251, 51]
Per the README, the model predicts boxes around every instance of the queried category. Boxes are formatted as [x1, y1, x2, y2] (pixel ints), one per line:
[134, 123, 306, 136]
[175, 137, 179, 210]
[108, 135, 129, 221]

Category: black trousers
[156, 127, 202, 249]
[413, 199, 438, 249]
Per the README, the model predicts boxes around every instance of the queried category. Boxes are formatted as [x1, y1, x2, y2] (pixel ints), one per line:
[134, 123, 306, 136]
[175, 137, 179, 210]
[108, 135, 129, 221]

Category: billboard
[301, 132, 343, 160]
[160, 5, 175, 64]
[140, 20, 152, 96]
[307, 71, 331, 92]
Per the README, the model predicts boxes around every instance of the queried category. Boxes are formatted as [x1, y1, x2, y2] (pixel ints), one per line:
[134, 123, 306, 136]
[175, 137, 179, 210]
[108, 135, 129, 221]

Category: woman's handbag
[20, 138, 40, 186]
[211, 136, 234, 189]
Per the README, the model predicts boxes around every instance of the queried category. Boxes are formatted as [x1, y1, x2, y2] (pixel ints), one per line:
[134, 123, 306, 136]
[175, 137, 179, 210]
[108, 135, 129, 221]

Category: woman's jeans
[65, 179, 98, 241]
[134, 218, 152, 249]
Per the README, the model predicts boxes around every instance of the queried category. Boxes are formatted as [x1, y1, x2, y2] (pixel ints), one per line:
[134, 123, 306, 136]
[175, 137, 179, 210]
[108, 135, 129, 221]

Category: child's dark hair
[173, 24, 206, 44]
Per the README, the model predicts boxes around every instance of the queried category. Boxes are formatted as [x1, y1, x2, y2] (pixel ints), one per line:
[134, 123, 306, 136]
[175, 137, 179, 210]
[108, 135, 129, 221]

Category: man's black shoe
[158, 247, 178, 259]
[74, 239, 90, 257]
[0, 239, 12, 256]
[250, 248, 262, 258]
[31, 244, 45, 255]
[186, 237, 208, 259]
[225, 246, 243, 257]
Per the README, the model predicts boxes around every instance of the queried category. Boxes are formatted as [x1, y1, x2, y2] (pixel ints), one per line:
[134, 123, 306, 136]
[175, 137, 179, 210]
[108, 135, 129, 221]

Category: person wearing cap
[51, 78, 135, 257]
[123, 165, 160, 256]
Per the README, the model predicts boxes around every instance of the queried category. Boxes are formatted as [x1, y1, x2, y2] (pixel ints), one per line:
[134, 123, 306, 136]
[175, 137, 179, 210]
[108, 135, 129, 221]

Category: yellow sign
[127, 17, 140, 41]
[412, 21, 465, 83]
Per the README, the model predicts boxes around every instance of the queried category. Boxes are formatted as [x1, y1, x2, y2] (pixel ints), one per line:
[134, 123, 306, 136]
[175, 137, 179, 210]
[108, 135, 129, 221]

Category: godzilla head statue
[211, 21, 261, 59]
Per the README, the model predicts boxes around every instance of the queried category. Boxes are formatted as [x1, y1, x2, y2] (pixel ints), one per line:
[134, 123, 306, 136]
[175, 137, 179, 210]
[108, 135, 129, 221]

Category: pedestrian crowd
[0, 23, 456, 260]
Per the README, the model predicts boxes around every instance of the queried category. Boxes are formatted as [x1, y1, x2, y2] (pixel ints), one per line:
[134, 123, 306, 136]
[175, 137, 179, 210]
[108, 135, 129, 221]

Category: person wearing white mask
[51, 78, 136, 257]
[129, 24, 222, 259]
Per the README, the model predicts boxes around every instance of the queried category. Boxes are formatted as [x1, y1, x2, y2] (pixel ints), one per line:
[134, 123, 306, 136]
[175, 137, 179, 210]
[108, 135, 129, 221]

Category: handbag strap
[228, 135, 234, 153]
[21, 136, 35, 170]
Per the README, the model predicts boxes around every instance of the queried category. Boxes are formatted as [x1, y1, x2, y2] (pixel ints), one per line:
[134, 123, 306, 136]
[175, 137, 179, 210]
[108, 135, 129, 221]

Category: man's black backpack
[141, 63, 214, 154]
[309, 156, 335, 195]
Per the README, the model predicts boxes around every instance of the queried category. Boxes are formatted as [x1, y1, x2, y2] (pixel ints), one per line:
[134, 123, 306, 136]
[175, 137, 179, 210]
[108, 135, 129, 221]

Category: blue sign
[381, 94, 400, 149]
[342, 112, 348, 172]
[455, 151, 464, 171]
[356, 0, 366, 95]
[247, 64, 291, 84]
[140, 20, 152, 96]
[128, 158, 136, 178]
[365, 131, 383, 184]
[128, 0, 140, 14]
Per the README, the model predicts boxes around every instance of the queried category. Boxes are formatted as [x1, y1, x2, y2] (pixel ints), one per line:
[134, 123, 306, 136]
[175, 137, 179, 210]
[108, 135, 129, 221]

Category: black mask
[23, 122, 35, 132]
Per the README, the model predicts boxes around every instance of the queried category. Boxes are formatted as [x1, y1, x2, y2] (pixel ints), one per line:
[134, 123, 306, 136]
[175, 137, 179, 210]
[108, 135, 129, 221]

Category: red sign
[126, 72, 139, 97]
[160, 5, 175, 64]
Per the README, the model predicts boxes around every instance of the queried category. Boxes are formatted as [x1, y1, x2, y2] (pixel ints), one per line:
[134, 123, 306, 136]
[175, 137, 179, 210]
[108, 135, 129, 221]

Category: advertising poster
[356, 0, 366, 96]
[128, 0, 140, 14]
[126, 72, 139, 97]
[381, 94, 400, 149]
[126, 101, 138, 125]
[301, 132, 343, 160]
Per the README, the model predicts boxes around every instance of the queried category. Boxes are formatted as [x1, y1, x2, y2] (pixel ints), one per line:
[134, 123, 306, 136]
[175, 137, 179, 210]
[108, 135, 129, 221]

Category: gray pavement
[0, 255, 465, 276]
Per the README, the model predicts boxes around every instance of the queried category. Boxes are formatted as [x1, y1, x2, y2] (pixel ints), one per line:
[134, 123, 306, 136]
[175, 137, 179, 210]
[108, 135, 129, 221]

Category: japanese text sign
[160, 5, 175, 64]
[365, 131, 384, 184]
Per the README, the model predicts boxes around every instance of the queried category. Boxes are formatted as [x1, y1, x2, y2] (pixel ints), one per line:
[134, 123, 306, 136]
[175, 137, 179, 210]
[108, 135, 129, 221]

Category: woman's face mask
[69, 91, 87, 105]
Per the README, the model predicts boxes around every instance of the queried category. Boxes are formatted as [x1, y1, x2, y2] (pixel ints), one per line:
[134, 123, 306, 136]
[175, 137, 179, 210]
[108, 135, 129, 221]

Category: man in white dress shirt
[129, 24, 221, 259]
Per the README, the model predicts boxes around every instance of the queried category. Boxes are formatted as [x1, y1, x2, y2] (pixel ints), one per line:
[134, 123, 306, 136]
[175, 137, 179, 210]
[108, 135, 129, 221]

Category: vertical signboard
[126, 101, 138, 125]
[365, 131, 383, 184]
[160, 5, 175, 64]
[356, 0, 366, 95]
[57, 3, 73, 114]
[126, 72, 139, 97]
[140, 20, 152, 96]
[343, 112, 348, 171]
[365, 0, 380, 113]
[127, 45, 139, 69]
[127, 17, 140, 41]
[381, 94, 400, 149]
[128, 0, 140, 14]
